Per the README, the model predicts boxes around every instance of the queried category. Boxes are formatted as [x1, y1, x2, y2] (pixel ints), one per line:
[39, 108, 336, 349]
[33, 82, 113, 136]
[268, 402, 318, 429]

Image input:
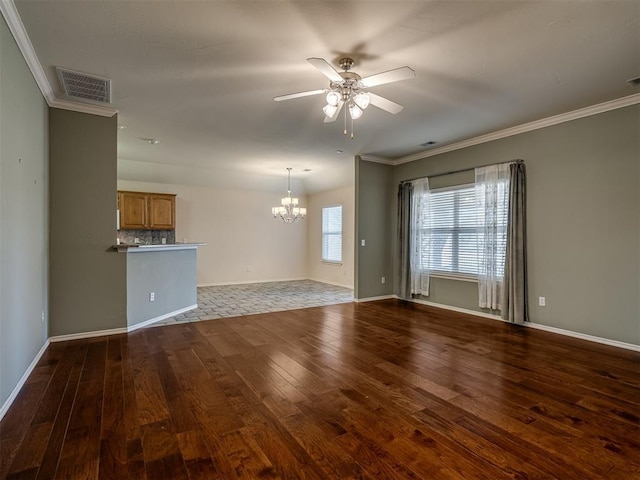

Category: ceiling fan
[274, 57, 415, 138]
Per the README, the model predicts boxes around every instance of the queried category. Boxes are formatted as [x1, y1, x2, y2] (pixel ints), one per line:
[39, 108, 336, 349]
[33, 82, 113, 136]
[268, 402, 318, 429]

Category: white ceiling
[12, 1, 640, 193]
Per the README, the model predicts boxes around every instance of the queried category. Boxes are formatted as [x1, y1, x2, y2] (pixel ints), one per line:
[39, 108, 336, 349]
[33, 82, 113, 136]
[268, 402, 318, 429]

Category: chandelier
[272, 168, 306, 223]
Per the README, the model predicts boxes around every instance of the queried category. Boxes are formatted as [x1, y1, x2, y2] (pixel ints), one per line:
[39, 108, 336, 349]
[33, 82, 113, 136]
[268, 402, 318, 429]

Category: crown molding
[0, 0, 53, 102]
[394, 93, 640, 165]
[49, 97, 118, 118]
[358, 154, 394, 165]
[0, 0, 117, 118]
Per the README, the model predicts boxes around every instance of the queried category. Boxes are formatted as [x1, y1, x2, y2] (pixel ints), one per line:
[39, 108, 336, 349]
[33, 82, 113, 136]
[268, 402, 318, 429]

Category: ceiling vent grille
[56, 67, 111, 103]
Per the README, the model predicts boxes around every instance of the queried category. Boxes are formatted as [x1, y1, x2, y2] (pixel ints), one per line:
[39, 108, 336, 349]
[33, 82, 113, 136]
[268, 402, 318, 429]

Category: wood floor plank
[176, 429, 220, 480]
[98, 337, 127, 480]
[2, 299, 639, 479]
[5, 343, 82, 478]
[54, 340, 108, 480]
[35, 342, 89, 480]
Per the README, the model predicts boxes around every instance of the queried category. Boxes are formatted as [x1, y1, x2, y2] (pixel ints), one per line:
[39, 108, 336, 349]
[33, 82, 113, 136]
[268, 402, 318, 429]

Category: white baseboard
[198, 277, 307, 287]
[525, 322, 640, 352]
[128, 304, 198, 332]
[0, 339, 50, 422]
[50, 304, 199, 342]
[406, 298, 640, 352]
[354, 294, 396, 303]
[307, 278, 354, 290]
[410, 297, 503, 321]
[200, 278, 353, 290]
[49, 327, 129, 343]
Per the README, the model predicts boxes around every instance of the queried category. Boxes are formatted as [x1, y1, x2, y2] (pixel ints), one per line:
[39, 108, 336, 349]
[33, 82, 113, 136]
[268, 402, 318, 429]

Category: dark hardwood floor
[1, 299, 639, 479]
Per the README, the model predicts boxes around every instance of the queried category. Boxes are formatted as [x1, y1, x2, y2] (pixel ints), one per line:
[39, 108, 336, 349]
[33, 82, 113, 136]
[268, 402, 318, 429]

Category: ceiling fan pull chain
[351, 116, 355, 139]
[343, 102, 348, 135]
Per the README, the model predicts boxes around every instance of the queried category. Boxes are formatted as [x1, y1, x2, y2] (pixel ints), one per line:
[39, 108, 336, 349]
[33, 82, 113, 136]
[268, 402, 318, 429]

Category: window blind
[424, 185, 479, 275]
[322, 205, 342, 263]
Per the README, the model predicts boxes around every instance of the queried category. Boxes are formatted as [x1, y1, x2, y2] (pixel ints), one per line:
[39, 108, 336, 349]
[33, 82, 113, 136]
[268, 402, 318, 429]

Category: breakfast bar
[114, 243, 205, 329]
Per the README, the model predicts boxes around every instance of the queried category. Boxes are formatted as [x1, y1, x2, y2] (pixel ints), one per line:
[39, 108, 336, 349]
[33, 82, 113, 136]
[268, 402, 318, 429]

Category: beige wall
[0, 16, 49, 409]
[118, 180, 308, 285]
[307, 186, 355, 288]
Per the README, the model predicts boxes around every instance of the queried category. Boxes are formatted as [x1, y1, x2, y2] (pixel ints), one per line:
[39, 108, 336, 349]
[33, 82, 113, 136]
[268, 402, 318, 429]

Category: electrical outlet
[150, 292, 155, 302]
[538, 296, 546, 307]
[41, 310, 45, 323]
[381, 276, 386, 284]
[361, 239, 366, 247]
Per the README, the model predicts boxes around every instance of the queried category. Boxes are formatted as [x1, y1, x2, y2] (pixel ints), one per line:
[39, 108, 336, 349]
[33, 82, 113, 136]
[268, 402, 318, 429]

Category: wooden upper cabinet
[148, 194, 176, 229]
[118, 191, 176, 230]
[118, 191, 147, 229]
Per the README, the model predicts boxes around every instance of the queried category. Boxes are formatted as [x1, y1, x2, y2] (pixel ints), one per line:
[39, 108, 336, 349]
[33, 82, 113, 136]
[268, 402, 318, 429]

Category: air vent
[628, 76, 640, 87]
[56, 67, 111, 103]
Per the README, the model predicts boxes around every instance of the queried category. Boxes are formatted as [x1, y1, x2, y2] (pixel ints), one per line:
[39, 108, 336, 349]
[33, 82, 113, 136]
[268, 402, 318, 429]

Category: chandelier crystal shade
[272, 168, 306, 223]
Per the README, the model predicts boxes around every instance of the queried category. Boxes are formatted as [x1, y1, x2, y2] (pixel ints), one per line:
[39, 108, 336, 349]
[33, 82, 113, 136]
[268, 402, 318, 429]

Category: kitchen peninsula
[115, 189, 204, 330]
[114, 242, 205, 330]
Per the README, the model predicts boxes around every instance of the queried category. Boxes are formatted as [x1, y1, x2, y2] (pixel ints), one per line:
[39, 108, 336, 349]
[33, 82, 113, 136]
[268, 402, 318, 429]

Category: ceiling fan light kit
[323, 103, 338, 118]
[326, 91, 341, 106]
[274, 57, 415, 138]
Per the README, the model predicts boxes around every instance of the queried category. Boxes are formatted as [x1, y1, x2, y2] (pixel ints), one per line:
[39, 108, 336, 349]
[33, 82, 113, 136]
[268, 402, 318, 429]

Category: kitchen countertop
[113, 242, 206, 253]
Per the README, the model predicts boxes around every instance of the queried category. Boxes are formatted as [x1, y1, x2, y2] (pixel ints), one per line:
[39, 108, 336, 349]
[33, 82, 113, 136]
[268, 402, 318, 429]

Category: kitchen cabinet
[148, 194, 175, 229]
[118, 191, 176, 230]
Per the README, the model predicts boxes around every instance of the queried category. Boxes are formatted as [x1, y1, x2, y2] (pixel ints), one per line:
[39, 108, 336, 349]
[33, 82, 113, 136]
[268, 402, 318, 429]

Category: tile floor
[155, 279, 353, 326]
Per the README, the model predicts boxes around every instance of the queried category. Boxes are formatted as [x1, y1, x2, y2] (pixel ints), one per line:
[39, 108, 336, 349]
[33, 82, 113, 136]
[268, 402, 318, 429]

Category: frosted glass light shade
[326, 91, 340, 106]
[349, 103, 363, 119]
[354, 92, 370, 109]
[323, 104, 338, 117]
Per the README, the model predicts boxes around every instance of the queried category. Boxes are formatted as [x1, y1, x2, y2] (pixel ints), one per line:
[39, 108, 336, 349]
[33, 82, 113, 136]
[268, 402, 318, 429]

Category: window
[421, 183, 507, 278]
[322, 205, 342, 263]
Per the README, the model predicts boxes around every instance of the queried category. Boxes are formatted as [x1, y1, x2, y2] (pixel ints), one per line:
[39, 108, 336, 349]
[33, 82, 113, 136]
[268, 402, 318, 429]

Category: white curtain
[410, 178, 430, 296]
[475, 164, 510, 310]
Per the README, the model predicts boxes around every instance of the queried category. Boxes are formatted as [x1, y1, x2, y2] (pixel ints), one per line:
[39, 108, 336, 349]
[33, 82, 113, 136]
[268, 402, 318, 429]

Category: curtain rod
[400, 159, 523, 184]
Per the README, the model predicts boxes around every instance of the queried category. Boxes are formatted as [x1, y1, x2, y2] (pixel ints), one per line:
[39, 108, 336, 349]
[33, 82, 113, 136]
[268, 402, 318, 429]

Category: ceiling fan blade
[368, 92, 404, 114]
[361, 66, 415, 88]
[307, 57, 344, 82]
[324, 101, 344, 123]
[274, 89, 325, 102]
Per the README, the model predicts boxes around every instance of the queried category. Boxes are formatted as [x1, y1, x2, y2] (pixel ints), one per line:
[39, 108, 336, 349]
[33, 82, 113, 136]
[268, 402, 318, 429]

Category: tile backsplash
[118, 229, 176, 245]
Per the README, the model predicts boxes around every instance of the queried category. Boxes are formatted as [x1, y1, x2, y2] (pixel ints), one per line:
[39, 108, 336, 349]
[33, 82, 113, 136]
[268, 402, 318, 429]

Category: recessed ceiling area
[12, 1, 640, 193]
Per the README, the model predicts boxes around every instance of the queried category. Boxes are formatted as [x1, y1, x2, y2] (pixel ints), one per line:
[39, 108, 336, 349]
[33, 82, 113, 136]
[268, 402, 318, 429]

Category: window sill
[322, 260, 343, 266]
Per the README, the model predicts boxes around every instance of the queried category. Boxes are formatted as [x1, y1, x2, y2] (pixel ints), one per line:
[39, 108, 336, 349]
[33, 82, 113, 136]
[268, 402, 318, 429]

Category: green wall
[357, 105, 640, 345]
[355, 157, 394, 298]
[0, 16, 49, 410]
[49, 109, 126, 336]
